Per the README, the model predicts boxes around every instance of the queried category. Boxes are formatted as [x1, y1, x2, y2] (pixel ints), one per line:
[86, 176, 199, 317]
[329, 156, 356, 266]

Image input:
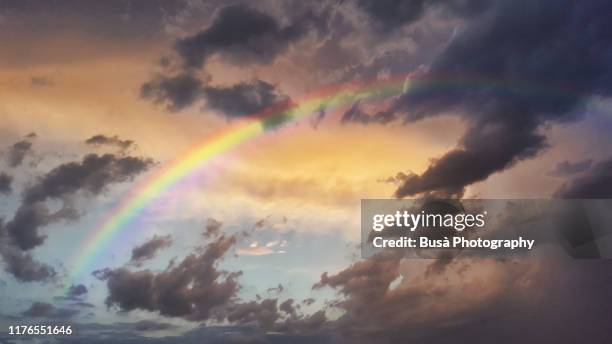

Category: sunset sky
[1, 1, 612, 343]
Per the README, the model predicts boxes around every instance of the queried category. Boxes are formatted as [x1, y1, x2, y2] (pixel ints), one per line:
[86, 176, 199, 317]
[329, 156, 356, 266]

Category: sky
[1, 0, 612, 343]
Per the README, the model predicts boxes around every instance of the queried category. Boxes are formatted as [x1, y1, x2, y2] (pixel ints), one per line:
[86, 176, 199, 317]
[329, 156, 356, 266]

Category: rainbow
[67, 73, 579, 288]
[67, 74, 411, 285]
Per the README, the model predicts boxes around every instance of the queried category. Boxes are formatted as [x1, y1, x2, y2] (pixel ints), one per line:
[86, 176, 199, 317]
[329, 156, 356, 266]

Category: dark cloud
[203, 218, 223, 238]
[142, 74, 291, 119]
[225, 297, 327, 334]
[0, 172, 12, 194]
[86, 135, 134, 151]
[6, 153, 153, 251]
[548, 159, 593, 178]
[356, 0, 489, 32]
[67, 284, 88, 300]
[391, 0, 612, 197]
[356, 0, 428, 32]
[340, 102, 396, 125]
[141, 73, 203, 112]
[202, 80, 290, 119]
[175, 4, 314, 69]
[314, 253, 612, 343]
[554, 157, 612, 198]
[100, 233, 240, 321]
[0, 239, 56, 282]
[226, 298, 280, 330]
[129, 234, 173, 265]
[22, 302, 79, 319]
[6, 140, 32, 167]
[0, 153, 152, 283]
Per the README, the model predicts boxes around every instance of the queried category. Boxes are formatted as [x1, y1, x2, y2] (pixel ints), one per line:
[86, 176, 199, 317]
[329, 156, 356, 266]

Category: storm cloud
[391, 0, 612, 197]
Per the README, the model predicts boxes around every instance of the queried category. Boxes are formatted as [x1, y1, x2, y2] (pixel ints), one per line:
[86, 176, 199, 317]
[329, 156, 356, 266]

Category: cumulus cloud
[6, 153, 153, 251]
[390, 0, 612, 198]
[6, 140, 32, 167]
[0, 153, 152, 282]
[129, 234, 173, 265]
[0, 172, 12, 194]
[99, 233, 240, 321]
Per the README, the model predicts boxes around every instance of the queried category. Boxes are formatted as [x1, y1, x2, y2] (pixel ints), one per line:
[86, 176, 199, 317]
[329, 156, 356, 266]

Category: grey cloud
[6, 140, 32, 167]
[548, 159, 593, 178]
[203, 218, 223, 238]
[202, 80, 290, 119]
[6, 154, 153, 251]
[356, 0, 490, 32]
[340, 102, 396, 125]
[141, 73, 203, 112]
[315, 253, 612, 343]
[101, 234, 240, 321]
[391, 0, 612, 197]
[554, 157, 612, 198]
[130, 234, 173, 265]
[175, 4, 314, 69]
[141, 74, 291, 120]
[67, 284, 88, 300]
[22, 302, 79, 319]
[0, 237, 56, 282]
[0, 172, 12, 194]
